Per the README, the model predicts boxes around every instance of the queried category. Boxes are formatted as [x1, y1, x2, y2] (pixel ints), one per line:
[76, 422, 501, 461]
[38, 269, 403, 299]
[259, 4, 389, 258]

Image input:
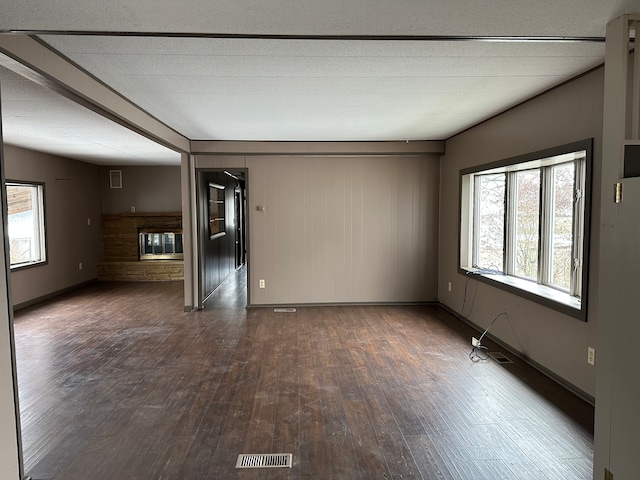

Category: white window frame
[459, 140, 592, 321]
[6, 181, 47, 269]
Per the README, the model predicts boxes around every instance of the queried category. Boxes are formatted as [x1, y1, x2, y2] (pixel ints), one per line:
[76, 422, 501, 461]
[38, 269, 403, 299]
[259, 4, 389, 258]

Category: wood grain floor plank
[405, 434, 455, 480]
[342, 398, 392, 478]
[14, 266, 594, 479]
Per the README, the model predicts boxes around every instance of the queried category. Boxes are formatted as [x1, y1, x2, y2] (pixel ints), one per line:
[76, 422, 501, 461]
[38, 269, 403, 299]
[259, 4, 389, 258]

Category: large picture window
[7, 182, 47, 269]
[459, 140, 592, 320]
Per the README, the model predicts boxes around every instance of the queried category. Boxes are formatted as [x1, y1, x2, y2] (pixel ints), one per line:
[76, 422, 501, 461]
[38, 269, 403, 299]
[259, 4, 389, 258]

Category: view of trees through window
[460, 141, 590, 315]
[514, 169, 540, 280]
[550, 162, 575, 290]
[467, 155, 585, 298]
[474, 173, 505, 272]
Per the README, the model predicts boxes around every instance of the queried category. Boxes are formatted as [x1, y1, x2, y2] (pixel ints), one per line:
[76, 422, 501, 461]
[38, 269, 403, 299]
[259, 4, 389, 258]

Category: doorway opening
[196, 168, 248, 306]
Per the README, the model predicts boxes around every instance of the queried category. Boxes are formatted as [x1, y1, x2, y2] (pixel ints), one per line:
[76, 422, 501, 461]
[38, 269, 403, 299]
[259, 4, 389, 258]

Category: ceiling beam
[190, 140, 445, 155]
[0, 34, 190, 154]
[2, 30, 606, 43]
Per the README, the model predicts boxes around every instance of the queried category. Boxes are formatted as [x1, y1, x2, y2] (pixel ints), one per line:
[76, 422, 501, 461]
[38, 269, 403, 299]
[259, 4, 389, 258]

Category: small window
[473, 173, 505, 272]
[459, 140, 592, 320]
[208, 182, 226, 238]
[7, 182, 47, 269]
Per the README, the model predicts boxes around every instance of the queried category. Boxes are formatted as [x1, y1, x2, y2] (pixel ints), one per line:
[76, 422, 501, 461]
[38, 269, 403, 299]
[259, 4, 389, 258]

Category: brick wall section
[99, 212, 184, 281]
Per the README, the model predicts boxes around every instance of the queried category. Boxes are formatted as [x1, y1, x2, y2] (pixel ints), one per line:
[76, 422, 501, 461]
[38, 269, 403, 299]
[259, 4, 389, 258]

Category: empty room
[0, 3, 639, 480]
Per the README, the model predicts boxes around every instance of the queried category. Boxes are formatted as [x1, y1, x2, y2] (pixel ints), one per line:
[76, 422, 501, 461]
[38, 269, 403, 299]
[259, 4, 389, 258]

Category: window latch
[574, 188, 583, 201]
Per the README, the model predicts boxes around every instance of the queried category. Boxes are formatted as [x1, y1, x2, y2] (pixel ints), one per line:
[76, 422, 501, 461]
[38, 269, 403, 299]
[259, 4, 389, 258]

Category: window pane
[550, 163, 575, 290]
[474, 174, 505, 271]
[7, 184, 45, 266]
[175, 234, 184, 254]
[164, 233, 174, 254]
[143, 234, 154, 254]
[153, 233, 162, 254]
[514, 170, 540, 280]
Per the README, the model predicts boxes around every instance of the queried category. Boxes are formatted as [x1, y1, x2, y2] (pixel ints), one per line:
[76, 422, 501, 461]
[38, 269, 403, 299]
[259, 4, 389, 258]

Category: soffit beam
[0, 34, 190, 154]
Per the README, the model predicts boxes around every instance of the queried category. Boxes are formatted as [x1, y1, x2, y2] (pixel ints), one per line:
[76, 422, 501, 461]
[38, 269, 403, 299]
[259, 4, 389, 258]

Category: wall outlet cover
[587, 347, 596, 365]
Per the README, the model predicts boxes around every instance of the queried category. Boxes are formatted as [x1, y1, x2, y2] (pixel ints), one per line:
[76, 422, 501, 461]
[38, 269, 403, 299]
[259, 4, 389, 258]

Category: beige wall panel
[247, 153, 439, 305]
[329, 158, 347, 301]
[309, 158, 333, 301]
[360, 159, 384, 297]
[194, 155, 246, 170]
[266, 156, 292, 302]
[191, 140, 445, 156]
[4, 145, 102, 308]
[100, 165, 181, 214]
[417, 156, 440, 299]
[249, 157, 266, 304]
[439, 68, 604, 398]
[278, 156, 298, 303]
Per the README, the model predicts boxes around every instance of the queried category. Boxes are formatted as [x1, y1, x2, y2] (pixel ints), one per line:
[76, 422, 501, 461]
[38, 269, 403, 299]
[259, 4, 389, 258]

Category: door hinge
[604, 467, 614, 480]
[613, 182, 623, 203]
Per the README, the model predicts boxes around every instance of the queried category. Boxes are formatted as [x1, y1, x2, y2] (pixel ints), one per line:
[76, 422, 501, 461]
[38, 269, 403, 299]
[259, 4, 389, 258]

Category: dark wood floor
[14, 266, 594, 480]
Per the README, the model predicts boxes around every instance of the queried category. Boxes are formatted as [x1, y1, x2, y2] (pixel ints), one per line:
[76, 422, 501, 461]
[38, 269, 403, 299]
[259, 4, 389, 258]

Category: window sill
[10, 260, 47, 271]
[460, 268, 585, 321]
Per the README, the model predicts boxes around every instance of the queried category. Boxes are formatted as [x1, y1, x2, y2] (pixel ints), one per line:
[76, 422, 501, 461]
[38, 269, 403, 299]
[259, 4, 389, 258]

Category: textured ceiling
[0, 65, 181, 165]
[0, 0, 634, 164]
[40, 36, 605, 142]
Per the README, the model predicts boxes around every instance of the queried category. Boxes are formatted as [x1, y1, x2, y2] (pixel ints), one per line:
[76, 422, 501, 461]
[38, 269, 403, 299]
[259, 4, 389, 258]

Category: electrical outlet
[448, 281, 452, 292]
[587, 347, 596, 365]
[259, 279, 265, 289]
[79, 262, 83, 270]
[471, 337, 480, 347]
[130, 206, 136, 213]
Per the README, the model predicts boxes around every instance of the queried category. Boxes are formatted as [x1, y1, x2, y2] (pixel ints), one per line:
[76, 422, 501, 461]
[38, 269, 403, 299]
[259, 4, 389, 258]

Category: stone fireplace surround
[98, 212, 184, 281]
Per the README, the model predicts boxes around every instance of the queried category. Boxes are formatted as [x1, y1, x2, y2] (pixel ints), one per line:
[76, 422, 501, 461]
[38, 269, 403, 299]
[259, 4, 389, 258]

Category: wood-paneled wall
[247, 154, 440, 305]
[198, 171, 238, 300]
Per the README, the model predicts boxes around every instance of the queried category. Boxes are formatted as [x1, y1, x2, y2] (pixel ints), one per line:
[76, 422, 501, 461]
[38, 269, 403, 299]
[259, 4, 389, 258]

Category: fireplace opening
[139, 230, 183, 260]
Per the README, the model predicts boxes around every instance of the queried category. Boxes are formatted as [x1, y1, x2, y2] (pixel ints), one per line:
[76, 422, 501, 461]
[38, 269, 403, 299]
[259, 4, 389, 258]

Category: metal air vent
[490, 352, 514, 364]
[236, 453, 292, 469]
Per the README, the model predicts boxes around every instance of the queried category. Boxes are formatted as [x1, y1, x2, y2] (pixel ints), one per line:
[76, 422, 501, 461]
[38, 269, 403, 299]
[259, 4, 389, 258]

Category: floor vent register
[236, 453, 293, 469]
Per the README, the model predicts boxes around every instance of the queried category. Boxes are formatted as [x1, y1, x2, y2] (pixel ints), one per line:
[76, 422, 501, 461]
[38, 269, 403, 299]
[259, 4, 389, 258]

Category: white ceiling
[37, 37, 607, 142]
[0, 65, 181, 165]
[0, 0, 636, 165]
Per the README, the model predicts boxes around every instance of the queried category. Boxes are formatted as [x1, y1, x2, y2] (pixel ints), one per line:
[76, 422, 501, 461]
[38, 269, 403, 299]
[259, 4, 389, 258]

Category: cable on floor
[468, 311, 508, 362]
